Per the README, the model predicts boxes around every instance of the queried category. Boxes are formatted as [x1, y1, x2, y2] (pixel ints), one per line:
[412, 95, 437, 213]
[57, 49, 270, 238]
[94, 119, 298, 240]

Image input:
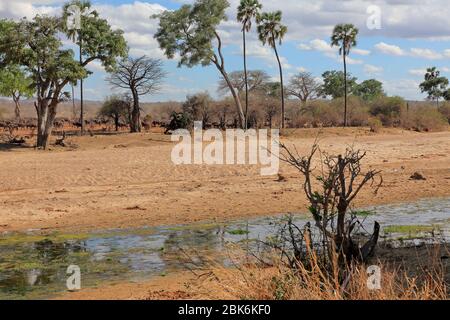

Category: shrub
[330, 96, 370, 127]
[368, 117, 382, 133]
[438, 103, 450, 124]
[402, 105, 448, 131]
[369, 96, 406, 126]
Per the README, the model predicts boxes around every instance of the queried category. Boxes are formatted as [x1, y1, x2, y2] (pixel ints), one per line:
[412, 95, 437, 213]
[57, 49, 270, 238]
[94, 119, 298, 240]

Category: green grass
[353, 210, 374, 217]
[383, 225, 437, 235]
[227, 229, 249, 235]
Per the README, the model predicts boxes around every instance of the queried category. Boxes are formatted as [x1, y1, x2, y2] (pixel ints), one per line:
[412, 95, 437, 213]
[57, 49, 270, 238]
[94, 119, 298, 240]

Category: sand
[0, 127, 449, 234]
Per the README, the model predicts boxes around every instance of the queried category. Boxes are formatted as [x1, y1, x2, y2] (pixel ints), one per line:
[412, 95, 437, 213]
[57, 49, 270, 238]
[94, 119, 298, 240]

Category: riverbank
[0, 128, 449, 234]
[54, 243, 449, 300]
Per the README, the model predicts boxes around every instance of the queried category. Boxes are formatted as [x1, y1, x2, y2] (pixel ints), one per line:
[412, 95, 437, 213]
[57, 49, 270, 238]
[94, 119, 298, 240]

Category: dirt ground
[0, 127, 449, 234]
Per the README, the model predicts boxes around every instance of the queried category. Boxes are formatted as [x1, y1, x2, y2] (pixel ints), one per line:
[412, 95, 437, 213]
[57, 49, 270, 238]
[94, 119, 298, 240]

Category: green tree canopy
[419, 67, 449, 106]
[0, 9, 127, 148]
[354, 79, 385, 102]
[99, 95, 130, 131]
[154, 0, 245, 128]
[62, 0, 127, 72]
[320, 70, 357, 99]
[0, 65, 34, 119]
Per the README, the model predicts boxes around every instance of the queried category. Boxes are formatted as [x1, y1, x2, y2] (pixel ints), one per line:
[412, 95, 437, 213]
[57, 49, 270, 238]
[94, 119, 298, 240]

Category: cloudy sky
[1, 0, 450, 102]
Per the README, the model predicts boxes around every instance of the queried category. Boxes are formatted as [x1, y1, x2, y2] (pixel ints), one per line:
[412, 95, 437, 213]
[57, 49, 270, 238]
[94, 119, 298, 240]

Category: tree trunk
[79, 33, 85, 136]
[130, 89, 141, 133]
[114, 115, 119, 132]
[273, 40, 285, 129]
[36, 100, 57, 149]
[243, 28, 249, 131]
[343, 52, 348, 127]
[13, 96, 21, 121]
[218, 67, 245, 129]
[212, 32, 245, 129]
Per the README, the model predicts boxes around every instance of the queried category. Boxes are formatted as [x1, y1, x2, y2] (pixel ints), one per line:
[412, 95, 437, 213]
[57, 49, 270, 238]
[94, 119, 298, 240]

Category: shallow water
[0, 197, 449, 299]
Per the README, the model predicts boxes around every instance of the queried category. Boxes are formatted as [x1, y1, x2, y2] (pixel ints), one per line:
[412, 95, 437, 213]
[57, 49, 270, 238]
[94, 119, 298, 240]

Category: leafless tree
[262, 96, 278, 128]
[109, 56, 166, 132]
[279, 142, 383, 267]
[287, 72, 321, 105]
[218, 70, 270, 97]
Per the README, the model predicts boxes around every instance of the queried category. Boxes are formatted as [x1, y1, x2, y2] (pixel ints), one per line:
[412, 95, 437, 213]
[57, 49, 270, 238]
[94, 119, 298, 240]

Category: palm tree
[257, 11, 288, 129]
[63, 0, 98, 135]
[237, 0, 262, 130]
[331, 23, 358, 127]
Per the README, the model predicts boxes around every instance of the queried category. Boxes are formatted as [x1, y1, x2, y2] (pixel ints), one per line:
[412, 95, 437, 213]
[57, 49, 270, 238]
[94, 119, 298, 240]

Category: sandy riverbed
[0, 127, 449, 234]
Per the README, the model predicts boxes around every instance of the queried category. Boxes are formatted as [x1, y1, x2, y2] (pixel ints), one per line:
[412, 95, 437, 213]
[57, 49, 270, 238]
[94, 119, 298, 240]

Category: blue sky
[2, 0, 450, 102]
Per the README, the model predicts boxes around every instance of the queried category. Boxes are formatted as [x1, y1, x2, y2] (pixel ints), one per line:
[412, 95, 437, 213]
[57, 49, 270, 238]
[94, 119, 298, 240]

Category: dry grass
[202, 246, 448, 300]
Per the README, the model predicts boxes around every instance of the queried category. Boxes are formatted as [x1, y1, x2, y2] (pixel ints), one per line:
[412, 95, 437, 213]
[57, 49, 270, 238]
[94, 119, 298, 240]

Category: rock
[410, 172, 426, 181]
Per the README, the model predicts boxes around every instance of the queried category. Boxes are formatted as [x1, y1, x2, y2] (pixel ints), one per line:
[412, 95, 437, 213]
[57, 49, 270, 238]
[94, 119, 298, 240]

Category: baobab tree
[287, 72, 320, 105]
[331, 23, 359, 127]
[257, 11, 288, 128]
[109, 56, 165, 133]
[153, 0, 246, 129]
[217, 70, 270, 96]
[237, 0, 262, 129]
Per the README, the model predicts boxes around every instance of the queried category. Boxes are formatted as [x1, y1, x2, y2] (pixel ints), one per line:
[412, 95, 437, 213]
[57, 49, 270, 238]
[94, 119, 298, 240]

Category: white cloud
[298, 39, 364, 64]
[241, 42, 292, 70]
[375, 43, 446, 60]
[408, 68, 426, 76]
[364, 64, 383, 75]
[374, 42, 405, 56]
[410, 48, 443, 60]
[353, 48, 371, 56]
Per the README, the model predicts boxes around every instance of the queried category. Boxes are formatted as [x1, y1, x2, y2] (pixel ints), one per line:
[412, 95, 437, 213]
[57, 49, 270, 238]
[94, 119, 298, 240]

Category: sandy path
[0, 128, 449, 233]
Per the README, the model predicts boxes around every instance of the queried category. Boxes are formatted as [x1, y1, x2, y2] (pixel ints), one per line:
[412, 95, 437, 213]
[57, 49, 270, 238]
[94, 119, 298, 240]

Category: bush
[369, 96, 406, 126]
[330, 96, 370, 127]
[438, 103, 450, 124]
[368, 117, 382, 133]
[402, 105, 448, 131]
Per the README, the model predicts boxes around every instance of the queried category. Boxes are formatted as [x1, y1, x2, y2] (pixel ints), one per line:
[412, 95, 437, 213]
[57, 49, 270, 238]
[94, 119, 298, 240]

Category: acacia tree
[154, 0, 246, 129]
[0, 65, 34, 120]
[1, 14, 126, 149]
[109, 56, 165, 132]
[257, 11, 288, 128]
[99, 95, 129, 131]
[237, 0, 262, 129]
[419, 67, 449, 107]
[331, 24, 359, 127]
[287, 72, 320, 105]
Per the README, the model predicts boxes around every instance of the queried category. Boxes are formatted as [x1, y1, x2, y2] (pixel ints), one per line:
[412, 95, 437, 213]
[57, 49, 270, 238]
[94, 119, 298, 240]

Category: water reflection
[0, 197, 449, 299]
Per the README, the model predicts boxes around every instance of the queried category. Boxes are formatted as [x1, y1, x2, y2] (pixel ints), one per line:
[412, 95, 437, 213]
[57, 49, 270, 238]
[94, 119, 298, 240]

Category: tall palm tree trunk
[343, 52, 348, 127]
[79, 33, 85, 136]
[273, 39, 285, 129]
[243, 26, 249, 130]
